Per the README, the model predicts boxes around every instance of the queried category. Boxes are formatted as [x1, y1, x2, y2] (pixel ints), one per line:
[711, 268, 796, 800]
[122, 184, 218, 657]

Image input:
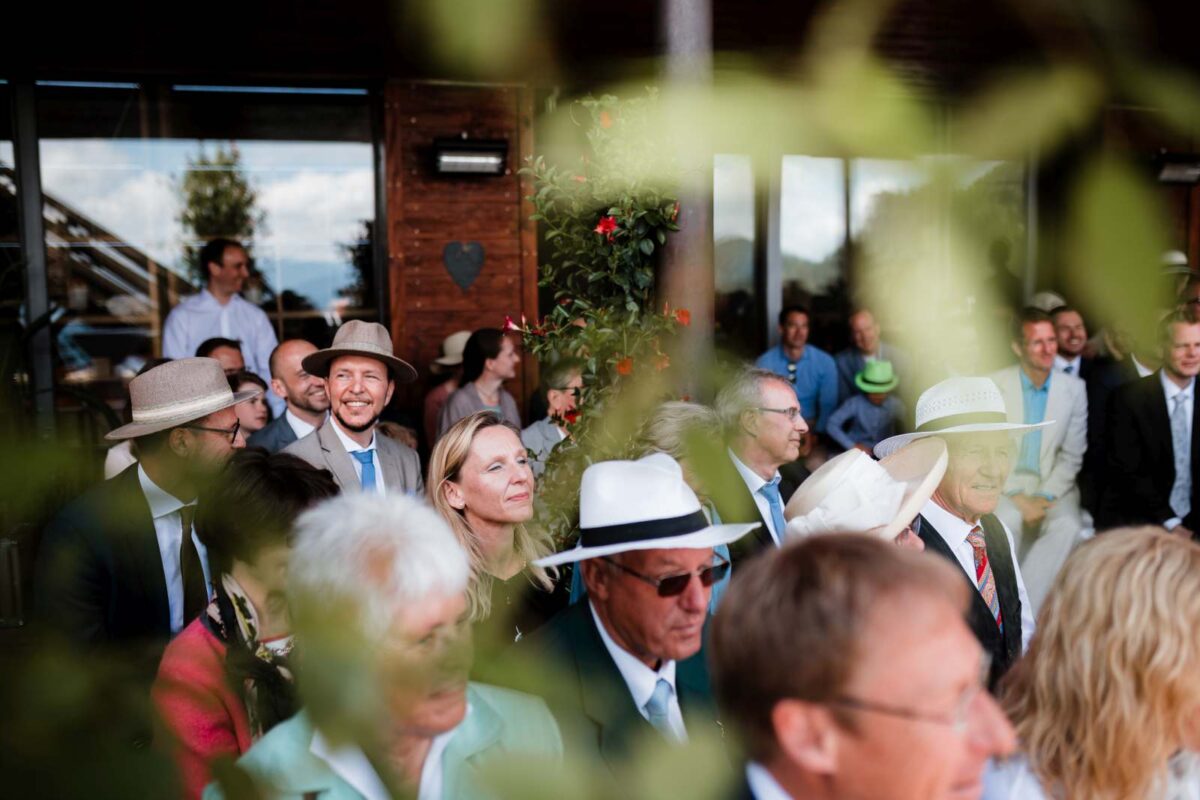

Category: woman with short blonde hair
[986, 527, 1200, 800]
[428, 412, 557, 644]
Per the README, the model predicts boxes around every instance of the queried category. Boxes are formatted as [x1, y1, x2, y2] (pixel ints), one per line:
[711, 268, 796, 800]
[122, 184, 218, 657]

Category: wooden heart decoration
[442, 241, 485, 292]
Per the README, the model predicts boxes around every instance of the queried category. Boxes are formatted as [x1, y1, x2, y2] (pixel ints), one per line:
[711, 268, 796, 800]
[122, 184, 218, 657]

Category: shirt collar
[1160, 370, 1195, 402]
[728, 448, 778, 494]
[285, 409, 320, 440]
[777, 344, 806, 364]
[920, 498, 978, 548]
[589, 601, 677, 713]
[330, 416, 377, 453]
[136, 463, 190, 520]
[745, 762, 794, 800]
[199, 287, 242, 309]
[1018, 368, 1050, 393]
[309, 730, 394, 800]
[1053, 354, 1081, 373]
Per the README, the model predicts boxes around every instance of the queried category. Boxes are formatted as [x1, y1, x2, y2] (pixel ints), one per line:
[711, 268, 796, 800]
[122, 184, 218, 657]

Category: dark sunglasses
[602, 556, 730, 597]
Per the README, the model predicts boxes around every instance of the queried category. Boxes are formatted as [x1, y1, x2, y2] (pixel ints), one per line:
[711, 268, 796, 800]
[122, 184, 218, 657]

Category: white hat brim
[533, 521, 761, 568]
[105, 388, 263, 441]
[873, 419, 1055, 459]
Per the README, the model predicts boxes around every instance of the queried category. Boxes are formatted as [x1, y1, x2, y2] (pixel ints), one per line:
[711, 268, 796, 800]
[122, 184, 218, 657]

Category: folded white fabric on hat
[785, 455, 906, 540]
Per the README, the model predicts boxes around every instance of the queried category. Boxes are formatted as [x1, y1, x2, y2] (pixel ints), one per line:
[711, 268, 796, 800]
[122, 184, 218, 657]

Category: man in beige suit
[990, 307, 1087, 613]
[284, 321, 423, 495]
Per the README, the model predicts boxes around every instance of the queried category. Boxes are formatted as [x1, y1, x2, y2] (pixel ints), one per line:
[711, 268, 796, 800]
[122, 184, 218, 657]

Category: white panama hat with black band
[533, 452, 760, 568]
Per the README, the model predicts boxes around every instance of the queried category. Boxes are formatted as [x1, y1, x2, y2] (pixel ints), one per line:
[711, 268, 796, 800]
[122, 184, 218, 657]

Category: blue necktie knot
[351, 449, 377, 493]
[759, 477, 786, 546]
[645, 678, 675, 740]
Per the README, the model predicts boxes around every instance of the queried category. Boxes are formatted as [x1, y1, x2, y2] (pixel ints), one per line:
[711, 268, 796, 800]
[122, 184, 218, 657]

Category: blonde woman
[985, 528, 1200, 800]
[428, 412, 560, 651]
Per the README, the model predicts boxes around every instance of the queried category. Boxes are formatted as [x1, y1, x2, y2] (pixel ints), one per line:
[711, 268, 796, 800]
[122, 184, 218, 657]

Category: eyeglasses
[756, 406, 803, 422]
[602, 556, 731, 597]
[183, 420, 241, 444]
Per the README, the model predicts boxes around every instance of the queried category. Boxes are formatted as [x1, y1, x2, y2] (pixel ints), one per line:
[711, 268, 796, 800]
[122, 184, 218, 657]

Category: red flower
[594, 215, 619, 241]
[559, 297, 573, 306]
[654, 353, 670, 371]
[503, 315, 520, 332]
[670, 202, 680, 222]
[562, 408, 581, 425]
[616, 357, 633, 376]
[674, 308, 691, 326]
[572, 175, 587, 183]
[599, 110, 614, 129]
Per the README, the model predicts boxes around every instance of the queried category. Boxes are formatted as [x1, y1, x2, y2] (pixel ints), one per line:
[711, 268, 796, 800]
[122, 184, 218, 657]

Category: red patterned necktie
[966, 525, 1003, 631]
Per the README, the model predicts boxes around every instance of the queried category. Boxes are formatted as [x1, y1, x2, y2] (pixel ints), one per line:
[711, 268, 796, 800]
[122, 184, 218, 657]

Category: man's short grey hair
[714, 366, 792, 438]
[639, 401, 722, 461]
[288, 493, 470, 639]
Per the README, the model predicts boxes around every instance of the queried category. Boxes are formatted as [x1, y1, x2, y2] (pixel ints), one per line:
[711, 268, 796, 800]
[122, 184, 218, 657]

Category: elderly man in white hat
[284, 320, 422, 495]
[875, 376, 1042, 691]
[36, 357, 259, 697]
[519, 453, 758, 778]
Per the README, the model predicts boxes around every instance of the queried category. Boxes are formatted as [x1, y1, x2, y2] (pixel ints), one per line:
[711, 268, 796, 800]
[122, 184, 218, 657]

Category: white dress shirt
[137, 464, 212, 635]
[1160, 371, 1194, 529]
[919, 499, 1035, 652]
[729, 449, 783, 545]
[330, 418, 385, 495]
[745, 762, 794, 800]
[310, 722, 456, 800]
[162, 288, 281, 413]
[1053, 354, 1082, 375]
[589, 602, 688, 742]
[285, 408, 319, 441]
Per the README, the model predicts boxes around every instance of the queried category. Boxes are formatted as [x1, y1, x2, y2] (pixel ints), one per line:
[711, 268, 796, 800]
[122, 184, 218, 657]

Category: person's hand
[1171, 524, 1195, 539]
[1012, 494, 1051, 525]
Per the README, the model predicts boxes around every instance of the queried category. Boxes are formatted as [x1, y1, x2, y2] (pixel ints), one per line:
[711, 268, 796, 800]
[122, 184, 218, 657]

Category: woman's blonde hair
[999, 527, 1200, 800]
[427, 412, 554, 620]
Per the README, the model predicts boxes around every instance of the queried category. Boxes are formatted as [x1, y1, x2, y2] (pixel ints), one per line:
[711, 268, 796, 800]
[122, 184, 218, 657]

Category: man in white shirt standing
[707, 367, 807, 565]
[283, 320, 423, 495]
[711, 534, 1015, 800]
[247, 339, 330, 453]
[164, 238, 279, 411]
[523, 454, 759, 783]
[875, 377, 1040, 691]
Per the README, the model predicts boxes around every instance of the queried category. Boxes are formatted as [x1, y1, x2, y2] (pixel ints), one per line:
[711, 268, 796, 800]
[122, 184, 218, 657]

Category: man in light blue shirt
[755, 306, 838, 434]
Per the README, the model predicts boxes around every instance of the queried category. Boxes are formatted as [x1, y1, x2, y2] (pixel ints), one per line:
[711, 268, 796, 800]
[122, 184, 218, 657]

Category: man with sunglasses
[519, 453, 759, 782]
[521, 357, 584, 477]
[36, 357, 258, 742]
[711, 534, 1016, 800]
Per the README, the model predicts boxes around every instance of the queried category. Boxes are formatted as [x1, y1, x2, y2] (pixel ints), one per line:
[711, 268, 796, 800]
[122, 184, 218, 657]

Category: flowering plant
[514, 92, 687, 548]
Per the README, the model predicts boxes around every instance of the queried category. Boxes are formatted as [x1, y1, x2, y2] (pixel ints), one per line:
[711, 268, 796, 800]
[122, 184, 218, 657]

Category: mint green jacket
[202, 683, 562, 799]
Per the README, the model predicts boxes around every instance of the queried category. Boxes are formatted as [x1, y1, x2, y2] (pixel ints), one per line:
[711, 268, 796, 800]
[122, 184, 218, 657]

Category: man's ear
[772, 699, 840, 776]
[580, 559, 609, 601]
[740, 408, 759, 439]
[270, 377, 287, 400]
[168, 427, 192, 459]
[384, 379, 396, 407]
[1010, 340, 1023, 360]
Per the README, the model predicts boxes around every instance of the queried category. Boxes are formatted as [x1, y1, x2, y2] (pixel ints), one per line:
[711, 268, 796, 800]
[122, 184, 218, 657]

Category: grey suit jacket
[283, 419, 423, 495]
[246, 413, 300, 453]
[990, 364, 1087, 500]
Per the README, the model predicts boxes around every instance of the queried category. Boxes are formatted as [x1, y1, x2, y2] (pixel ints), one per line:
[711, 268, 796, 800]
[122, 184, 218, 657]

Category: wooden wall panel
[385, 81, 540, 425]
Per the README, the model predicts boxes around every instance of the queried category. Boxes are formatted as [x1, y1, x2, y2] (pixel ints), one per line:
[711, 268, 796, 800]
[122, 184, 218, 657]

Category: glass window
[35, 82, 376, 421]
[0, 82, 22, 405]
[713, 154, 760, 357]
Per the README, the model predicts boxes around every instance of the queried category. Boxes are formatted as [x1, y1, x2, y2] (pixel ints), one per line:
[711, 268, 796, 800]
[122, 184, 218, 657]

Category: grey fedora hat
[106, 357, 262, 440]
[301, 320, 417, 383]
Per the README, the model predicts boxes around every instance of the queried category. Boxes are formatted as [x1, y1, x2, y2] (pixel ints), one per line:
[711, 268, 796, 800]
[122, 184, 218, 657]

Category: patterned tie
[644, 678, 676, 741]
[1170, 394, 1192, 520]
[966, 525, 1003, 632]
[759, 478, 787, 546]
[351, 450, 377, 493]
[179, 505, 207, 623]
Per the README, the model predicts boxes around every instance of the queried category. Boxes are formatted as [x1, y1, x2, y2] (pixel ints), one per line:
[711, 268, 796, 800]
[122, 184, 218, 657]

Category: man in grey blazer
[284, 321, 423, 495]
[247, 339, 329, 453]
[990, 307, 1087, 613]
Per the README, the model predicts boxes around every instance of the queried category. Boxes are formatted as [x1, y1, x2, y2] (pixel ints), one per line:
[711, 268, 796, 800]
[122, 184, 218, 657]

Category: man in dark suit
[520, 454, 758, 783]
[1098, 308, 1200, 537]
[247, 338, 329, 453]
[875, 377, 1038, 691]
[711, 535, 1016, 800]
[705, 367, 804, 565]
[36, 358, 256, 684]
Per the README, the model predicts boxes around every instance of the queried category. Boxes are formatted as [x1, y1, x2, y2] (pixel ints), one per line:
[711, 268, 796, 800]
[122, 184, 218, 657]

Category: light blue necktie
[351, 450, 377, 493]
[1170, 394, 1191, 519]
[759, 477, 787, 546]
[644, 678, 675, 740]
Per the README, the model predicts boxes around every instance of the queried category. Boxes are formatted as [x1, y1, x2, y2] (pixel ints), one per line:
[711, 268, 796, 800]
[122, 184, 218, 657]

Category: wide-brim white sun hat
[784, 438, 948, 542]
[873, 376, 1054, 459]
[533, 452, 760, 568]
[106, 357, 262, 440]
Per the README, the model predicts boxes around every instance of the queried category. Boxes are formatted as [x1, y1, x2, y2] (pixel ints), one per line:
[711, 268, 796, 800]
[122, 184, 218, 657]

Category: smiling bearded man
[875, 378, 1040, 691]
[283, 320, 423, 495]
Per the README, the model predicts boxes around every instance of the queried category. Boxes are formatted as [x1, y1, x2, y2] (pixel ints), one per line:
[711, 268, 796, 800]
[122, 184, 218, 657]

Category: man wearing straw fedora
[36, 357, 259, 676]
[519, 453, 758, 775]
[875, 377, 1039, 691]
[284, 320, 423, 495]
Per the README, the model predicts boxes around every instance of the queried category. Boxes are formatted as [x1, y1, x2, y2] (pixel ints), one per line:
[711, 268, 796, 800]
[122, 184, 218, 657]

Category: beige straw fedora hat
[784, 437, 948, 542]
[301, 320, 417, 383]
[431, 330, 471, 371]
[106, 357, 262, 441]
